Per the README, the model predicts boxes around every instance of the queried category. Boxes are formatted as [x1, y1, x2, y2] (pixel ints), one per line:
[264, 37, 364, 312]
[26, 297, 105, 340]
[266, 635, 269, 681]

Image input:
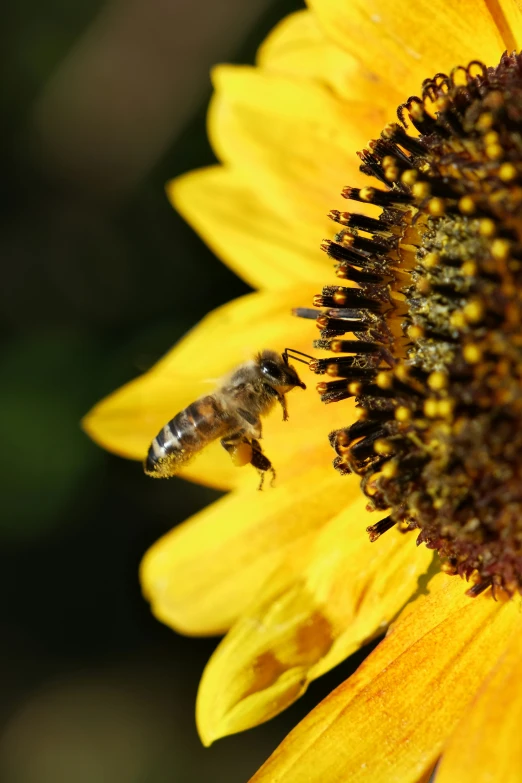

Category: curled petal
[196, 493, 433, 744]
[250, 574, 521, 782]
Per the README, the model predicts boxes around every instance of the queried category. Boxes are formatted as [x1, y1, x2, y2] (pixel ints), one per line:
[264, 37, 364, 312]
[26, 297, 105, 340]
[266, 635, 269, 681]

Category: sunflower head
[311, 52, 522, 597]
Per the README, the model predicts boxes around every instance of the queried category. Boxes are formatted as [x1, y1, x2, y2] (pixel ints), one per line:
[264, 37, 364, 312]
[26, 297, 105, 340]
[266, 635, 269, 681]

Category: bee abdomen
[144, 395, 228, 478]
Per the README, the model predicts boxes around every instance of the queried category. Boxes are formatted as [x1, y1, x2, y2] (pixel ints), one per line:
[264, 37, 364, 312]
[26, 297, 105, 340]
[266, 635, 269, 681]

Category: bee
[144, 349, 309, 488]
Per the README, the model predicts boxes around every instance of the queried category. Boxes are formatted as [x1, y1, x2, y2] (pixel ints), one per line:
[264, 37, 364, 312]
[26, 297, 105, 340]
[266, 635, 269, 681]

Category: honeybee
[144, 349, 308, 488]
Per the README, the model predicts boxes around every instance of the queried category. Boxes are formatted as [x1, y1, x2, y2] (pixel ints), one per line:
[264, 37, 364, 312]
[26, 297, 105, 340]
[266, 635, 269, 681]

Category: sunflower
[84, 1, 522, 781]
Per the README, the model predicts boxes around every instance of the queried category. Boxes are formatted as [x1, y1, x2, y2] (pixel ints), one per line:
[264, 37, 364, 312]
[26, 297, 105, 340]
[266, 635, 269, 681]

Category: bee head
[258, 349, 306, 391]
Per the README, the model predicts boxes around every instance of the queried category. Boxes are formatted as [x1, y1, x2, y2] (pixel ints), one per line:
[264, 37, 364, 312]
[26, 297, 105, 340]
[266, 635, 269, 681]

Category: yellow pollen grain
[401, 169, 418, 186]
[461, 261, 477, 277]
[424, 398, 439, 418]
[376, 371, 393, 389]
[491, 238, 511, 260]
[341, 233, 354, 247]
[475, 112, 493, 132]
[395, 406, 411, 423]
[382, 156, 396, 168]
[499, 162, 517, 182]
[385, 166, 400, 182]
[479, 218, 496, 237]
[463, 344, 482, 364]
[412, 181, 431, 199]
[395, 364, 409, 383]
[407, 324, 424, 339]
[486, 143, 504, 160]
[464, 299, 484, 324]
[450, 310, 467, 329]
[459, 196, 475, 215]
[484, 131, 499, 145]
[428, 371, 448, 391]
[438, 398, 455, 418]
[360, 187, 375, 202]
[381, 460, 398, 479]
[423, 252, 440, 268]
[374, 438, 394, 456]
[428, 198, 446, 217]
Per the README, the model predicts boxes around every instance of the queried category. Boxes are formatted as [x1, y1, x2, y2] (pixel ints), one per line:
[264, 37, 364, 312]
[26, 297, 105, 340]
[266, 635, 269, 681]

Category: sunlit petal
[308, 0, 505, 101]
[250, 574, 521, 782]
[493, 1, 522, 49]
[140, 467, 362, 636]
[168, 166, 331, 290]
[258, 10, 365, 101]
[208, 66, 384, 222]
[436, 618, 522, 783]
[196, 492, 433, 744]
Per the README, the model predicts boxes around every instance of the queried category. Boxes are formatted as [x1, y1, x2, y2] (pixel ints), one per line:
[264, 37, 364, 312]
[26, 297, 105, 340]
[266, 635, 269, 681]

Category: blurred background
[1, 1, 373, 780]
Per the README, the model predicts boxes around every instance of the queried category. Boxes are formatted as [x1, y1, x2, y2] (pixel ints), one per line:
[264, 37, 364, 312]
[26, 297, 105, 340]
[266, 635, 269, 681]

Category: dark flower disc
[310, 52, 522, 597]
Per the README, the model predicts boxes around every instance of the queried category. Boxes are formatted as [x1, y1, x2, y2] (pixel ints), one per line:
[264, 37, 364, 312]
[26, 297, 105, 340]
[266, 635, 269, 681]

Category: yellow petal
[168, 166, 330, 290]
[436, 616, 522, 783]
[196, 491, 433, 744]
[257, 10, 362, 102]
[308, 0, 506, 102]
[83, 284, 331, 490]
[250, 573, 521, 783]
[493, 1, 522, 50]
[208, 66, 384, 222]
[258, 9, 406, 111]
[140, 465, 360, 637]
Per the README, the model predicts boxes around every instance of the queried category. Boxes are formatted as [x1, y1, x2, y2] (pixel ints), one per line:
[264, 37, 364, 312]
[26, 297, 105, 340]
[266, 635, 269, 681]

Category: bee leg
[277, 393, 289, 422]
[250, 438, 276, 490]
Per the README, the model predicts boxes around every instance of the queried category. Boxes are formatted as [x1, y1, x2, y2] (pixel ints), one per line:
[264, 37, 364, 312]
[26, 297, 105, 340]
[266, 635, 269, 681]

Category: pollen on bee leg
[231, 441, 253, 467]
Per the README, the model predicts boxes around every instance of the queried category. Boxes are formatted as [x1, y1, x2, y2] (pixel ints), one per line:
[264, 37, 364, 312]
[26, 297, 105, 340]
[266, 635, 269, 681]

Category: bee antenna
[283, 348, 314, 366]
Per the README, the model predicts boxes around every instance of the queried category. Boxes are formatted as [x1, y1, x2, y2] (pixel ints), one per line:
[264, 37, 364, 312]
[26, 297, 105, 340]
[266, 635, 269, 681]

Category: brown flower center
[309, 53, 522, 597]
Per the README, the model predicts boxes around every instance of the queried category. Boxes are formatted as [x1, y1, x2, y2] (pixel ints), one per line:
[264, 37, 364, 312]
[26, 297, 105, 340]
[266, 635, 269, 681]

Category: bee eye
[261, 359, 283, 381]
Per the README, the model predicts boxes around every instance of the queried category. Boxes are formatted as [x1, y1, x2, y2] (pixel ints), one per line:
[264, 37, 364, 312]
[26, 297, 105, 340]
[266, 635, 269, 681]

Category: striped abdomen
[144, 395, 232, 477]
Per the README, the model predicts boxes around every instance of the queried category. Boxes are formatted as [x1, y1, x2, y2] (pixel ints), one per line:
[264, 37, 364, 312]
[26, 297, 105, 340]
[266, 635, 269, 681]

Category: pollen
[311, 53, 522, 596]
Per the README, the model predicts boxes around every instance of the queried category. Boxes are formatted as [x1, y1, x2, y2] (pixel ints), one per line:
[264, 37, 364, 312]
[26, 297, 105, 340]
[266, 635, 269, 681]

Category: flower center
[310, 53, 522, 597]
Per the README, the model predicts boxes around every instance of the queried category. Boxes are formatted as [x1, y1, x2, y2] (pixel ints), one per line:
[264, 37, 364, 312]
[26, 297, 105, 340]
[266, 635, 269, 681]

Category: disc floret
[311, 53, 522, 596]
